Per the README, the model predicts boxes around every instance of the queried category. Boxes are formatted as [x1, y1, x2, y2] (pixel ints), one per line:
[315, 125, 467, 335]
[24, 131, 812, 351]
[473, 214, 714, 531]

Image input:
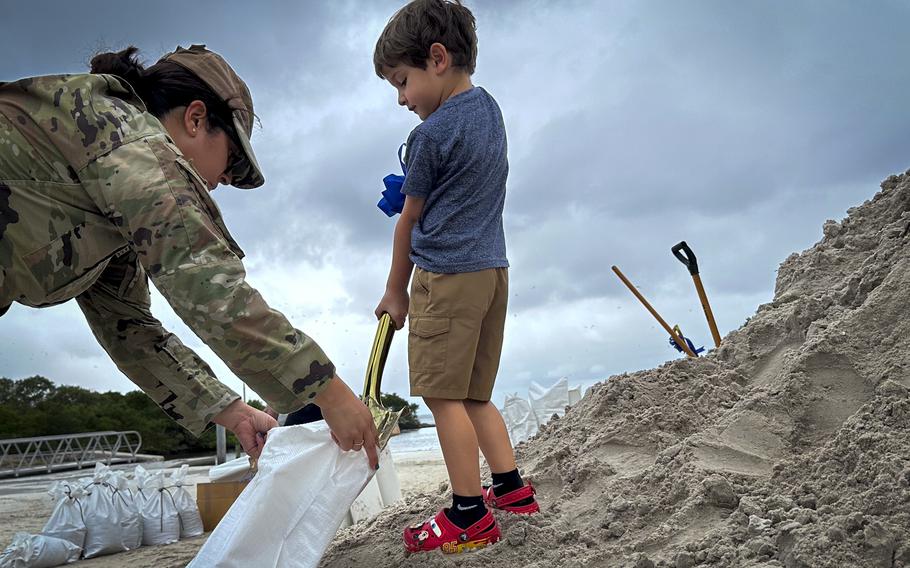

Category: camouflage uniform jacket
[0, 74, 335, 435]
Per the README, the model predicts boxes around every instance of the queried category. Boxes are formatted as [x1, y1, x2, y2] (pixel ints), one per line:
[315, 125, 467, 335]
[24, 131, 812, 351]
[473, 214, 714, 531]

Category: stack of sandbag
[1, 462, 206, 568]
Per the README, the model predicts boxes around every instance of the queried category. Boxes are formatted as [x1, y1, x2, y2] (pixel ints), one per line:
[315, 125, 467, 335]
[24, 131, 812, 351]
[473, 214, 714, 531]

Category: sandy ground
[0, 450, 447, 567]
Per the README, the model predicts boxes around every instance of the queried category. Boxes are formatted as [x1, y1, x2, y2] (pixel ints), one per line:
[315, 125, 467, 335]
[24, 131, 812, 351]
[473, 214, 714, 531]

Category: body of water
[388, 414, 441, 457]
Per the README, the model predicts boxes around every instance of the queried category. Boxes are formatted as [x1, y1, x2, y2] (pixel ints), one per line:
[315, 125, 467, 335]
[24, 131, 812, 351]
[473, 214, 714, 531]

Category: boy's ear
[429, 42, 450, 73]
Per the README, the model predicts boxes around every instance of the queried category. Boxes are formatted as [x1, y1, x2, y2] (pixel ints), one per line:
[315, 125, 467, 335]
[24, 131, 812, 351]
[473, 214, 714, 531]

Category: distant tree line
[380, 392, 424, 430]
[0, 376, 423, 457]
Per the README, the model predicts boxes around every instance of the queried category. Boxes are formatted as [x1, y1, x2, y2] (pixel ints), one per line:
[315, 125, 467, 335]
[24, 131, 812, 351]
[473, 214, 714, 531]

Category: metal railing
[0, 430, 142, 478]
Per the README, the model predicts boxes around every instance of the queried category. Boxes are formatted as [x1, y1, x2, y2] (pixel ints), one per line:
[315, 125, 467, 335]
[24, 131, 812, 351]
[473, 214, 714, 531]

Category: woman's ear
[183, 100, 209, 136]
[429, 42, 449, 74]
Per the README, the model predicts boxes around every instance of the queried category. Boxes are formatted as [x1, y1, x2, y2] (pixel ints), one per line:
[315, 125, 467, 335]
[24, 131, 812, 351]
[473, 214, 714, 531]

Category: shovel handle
[672, 241, 699, 276]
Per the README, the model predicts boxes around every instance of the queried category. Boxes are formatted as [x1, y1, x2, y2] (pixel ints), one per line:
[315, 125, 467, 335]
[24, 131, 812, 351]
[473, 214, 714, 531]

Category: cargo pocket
[408, 316, 450, 373]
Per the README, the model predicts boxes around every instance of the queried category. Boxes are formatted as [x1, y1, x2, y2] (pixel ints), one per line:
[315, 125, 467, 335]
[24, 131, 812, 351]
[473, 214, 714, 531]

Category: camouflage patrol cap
[159, 44, 265, 189]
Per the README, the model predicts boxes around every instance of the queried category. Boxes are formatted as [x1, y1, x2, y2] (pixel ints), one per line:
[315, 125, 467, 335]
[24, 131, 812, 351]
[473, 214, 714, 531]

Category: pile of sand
[321, 170, 910, 567]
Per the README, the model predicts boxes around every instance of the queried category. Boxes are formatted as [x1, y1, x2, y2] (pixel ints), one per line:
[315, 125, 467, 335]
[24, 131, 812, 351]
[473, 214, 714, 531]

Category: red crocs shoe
[482, 482, 540, 515]
[403, 509, 501, 554]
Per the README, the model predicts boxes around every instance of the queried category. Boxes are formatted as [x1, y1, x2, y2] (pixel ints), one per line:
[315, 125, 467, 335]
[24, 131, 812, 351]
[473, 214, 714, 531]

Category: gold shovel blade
[363, 313, 404, 450]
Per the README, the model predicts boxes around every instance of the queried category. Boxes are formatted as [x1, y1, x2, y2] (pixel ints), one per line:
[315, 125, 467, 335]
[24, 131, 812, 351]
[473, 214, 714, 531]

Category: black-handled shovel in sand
[671, 241, 722, 349]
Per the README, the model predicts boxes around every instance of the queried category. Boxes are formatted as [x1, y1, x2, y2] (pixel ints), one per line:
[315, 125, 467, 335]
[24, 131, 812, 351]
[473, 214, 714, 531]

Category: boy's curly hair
[374, 0, 478, 77]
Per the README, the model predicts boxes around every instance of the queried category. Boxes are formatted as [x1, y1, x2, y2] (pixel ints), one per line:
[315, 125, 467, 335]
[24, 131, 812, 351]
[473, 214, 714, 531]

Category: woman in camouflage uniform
[0, 45, 379, 466]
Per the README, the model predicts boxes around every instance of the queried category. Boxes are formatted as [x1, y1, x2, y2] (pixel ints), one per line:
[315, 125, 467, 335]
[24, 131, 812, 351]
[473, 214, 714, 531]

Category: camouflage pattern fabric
[0, 74, 335, 435]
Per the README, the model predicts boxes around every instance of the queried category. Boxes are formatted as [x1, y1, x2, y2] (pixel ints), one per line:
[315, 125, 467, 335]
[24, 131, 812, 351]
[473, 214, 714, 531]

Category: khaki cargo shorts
[408, 267, 508, 401]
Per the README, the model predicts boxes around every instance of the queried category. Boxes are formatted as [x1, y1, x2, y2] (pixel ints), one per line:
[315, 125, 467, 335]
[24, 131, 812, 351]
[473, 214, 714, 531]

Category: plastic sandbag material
[41, 482, 86, 552]
[347, 473, 384, 525]
[528, 377, 571, 426]
[108, 472, 142, 551]
[207, 456, 255, 483]
[344, 447, 400, 527]
[502, 394, 538, 445]
[81, 464, 126, 558]
[0, 533, 80, 568]
[188, 423, 374, 568]
[373, 447, 401, 507]
[139, 472, 180, 546]
[133, 465, 155, 509]
[169, 465, 204, 538]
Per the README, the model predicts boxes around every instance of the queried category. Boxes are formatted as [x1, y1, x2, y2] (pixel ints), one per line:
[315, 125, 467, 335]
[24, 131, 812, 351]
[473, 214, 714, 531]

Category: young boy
[373, 0, 539, 554]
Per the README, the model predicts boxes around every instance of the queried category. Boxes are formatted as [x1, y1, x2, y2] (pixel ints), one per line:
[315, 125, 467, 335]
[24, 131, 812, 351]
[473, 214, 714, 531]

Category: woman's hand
[314, 375, 380, 470]
[213, 399, 278, 459]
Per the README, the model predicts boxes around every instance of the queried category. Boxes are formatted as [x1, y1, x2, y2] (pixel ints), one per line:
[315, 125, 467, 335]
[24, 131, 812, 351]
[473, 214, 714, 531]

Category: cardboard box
[196, 480, 249, 532]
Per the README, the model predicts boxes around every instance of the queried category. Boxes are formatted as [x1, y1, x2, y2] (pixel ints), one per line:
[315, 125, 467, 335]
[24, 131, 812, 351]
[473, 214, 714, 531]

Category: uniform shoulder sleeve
[76, 251, 239, 436]
[79, 133, 335, 413]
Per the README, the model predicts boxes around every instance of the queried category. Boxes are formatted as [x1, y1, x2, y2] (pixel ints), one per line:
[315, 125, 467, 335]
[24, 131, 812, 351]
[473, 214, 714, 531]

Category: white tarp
[528, 377, 570, 425]
[188, 423, 374, 568]
[502, 394, 538, 445]
[502, 378, 584, 444]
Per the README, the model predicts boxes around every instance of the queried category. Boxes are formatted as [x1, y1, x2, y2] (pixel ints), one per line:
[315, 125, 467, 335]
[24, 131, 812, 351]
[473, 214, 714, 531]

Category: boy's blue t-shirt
[401, 86, 509, 274]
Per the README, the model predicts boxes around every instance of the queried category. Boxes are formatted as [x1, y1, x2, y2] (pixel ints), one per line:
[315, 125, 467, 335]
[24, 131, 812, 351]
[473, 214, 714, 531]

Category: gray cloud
[2, 1, 910, 411]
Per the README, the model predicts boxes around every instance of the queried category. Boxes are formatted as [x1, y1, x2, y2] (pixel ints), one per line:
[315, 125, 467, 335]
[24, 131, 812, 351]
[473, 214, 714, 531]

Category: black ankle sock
[491, 469, 534, 506]
[491, 469, 523, 495]
[445, 494, 487, 528]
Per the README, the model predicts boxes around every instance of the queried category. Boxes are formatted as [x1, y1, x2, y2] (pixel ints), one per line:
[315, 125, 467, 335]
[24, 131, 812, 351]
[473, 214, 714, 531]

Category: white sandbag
[207, 456, 255, 483]
[528, 377, 570, 426]
[139, 472, 180, 546]
[133, 465, 154, 508]
[108, 472, 142, 551]
[341, 448, 399, 529]
[169, 465, 204, 538]
[81, 465, 126, 558]
[348, 476, 384, 524]
[374, 447, 401, 506]
[0, 533, 80, 568]
[188, 423, 374, 568]
[502, 393, 538, 445]
[41, 482, 86, 552]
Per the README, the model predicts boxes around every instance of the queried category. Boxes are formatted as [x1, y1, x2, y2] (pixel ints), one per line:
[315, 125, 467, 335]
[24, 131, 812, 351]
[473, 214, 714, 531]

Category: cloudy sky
[2, 1, 909, 415]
